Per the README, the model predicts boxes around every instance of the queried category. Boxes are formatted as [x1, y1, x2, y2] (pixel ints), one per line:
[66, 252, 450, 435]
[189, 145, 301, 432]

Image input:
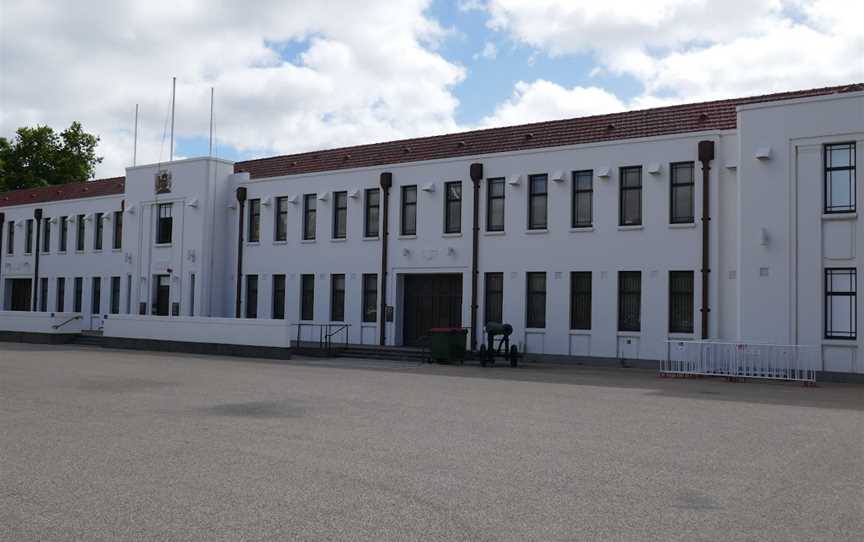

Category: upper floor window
[401, 185, 417, 236]
[94, 212, 104, 250]
[25, 219, 33, 253]
[59, 216, 68, 252]
[486, 178, 505, 232]
[364, 188, 380, 238]
[76, 215, 85, 251]
[444, 181, 462, 234]
[528, 174, 548, 230]
[619, 166, 642, 226]
[824, 142, 856, 214]
[6, 221, 12, 255]
[571, 170, 593, 228]
[248, 199, 260, 243]
[303, 194, 316, 240]
[112, 211, 123, 250]
[42, 217, 51, 252]
[156, 203, 173, 245]
[670, 162, 695, 224]
[825, 268, 856, 339]
[333, 191, 348, 239]
[275, 196, 288, 242]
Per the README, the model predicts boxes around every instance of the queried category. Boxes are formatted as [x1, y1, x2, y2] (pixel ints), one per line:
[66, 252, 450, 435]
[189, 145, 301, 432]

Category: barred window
[670, 162, 695, 224]
[401, 185, 417, 235]
[94, 213, 104, 250]
[618, 271, 641, 332]
[248, 199, 261, 242]
[484, 272, 503, 324]
[570, 272, 591, 330]
[272, 274, 286, 320]
[300, 274, 314, 321]
[275, 197, 288, 242]
[528, 174, 548, 230]
[333, 191, 348, 239]
[330, 274, 345, 321]
[245, 275, 258, 318]
[572, 171, 593, 228]
[303, 194, 316, 240]
[362, 273, 377, 323]
[486, 178, 505, 232]
[669, 271, 694, 333]
[526, 272, 546, 328]
[364, 188, 380, 238]
[619, 167, 642, 226]
[824, 142, 856, 213]
[444, 181, 462, 234]
[825, 268, 856, 339]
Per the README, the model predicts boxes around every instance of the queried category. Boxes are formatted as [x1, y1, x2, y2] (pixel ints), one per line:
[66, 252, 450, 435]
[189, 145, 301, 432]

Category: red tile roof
[235, 83, 864, 179]
[0, 177, 125, 209]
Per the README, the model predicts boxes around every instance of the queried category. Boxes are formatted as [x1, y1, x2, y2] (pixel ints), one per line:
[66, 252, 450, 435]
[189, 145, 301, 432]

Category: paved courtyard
[1, 343, 862, 541]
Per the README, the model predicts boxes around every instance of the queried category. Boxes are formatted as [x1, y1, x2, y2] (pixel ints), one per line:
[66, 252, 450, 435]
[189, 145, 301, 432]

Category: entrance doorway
[7, 279, 32, 311]
[152, 275, 170, 316]
[402, 273, 462, 346]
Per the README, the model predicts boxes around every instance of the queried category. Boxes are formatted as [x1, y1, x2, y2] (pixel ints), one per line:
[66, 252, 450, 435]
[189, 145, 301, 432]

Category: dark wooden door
[403, 274, 462, 346]
[153, 275, 170, 316]
[10, 279, 32, 311]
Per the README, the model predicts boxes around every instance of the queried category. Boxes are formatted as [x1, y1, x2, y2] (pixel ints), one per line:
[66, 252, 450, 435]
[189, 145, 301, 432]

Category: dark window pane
[484, 272, 503, 324]
[444, 181, 462, 234]
[526, 272, 546, 328]
[670, 162, 695, 224]
[365, 189, 380, 237]
[272, 274, 286, 320]
[156, 204, 173, 244]
[572, 170, 593, 228]
[486, 178, 505, 232]
[94, 213, 103, 250]
[618, 271, 641, 332]
[570, 272, 591, 330]
[113, 211, 123, 249]
[362, 274, 378, 323]
[245, 275, 258, 318]
[248, 200, 261, 242]
[620, 167, 642, 226]
[303, 195, 317, 240]
[401, 186, 417, 235]
[91, 277, 101, 315]
[669, 271, 694, 333]
[275, 197, 288, 241]
[301, 274, 315, 321]
[110, 276, 121, 314]
[333, 192, 348, 239]
[331, 274, 345, 321]
[825, 268, 857, 339]
[528, 175, 548, 230]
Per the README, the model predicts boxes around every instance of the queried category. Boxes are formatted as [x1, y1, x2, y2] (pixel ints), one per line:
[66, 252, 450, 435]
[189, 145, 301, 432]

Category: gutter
[469, 163, 483, 351]
[698, 140, 715, 339]
[378, 172, 392, 346]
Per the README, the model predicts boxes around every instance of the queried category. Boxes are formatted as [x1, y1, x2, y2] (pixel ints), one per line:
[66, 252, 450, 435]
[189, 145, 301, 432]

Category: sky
[0, 0, 862, 178]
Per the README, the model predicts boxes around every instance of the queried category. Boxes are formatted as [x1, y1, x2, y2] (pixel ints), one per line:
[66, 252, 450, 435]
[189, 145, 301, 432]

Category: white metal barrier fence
[662, 341, 818, 382]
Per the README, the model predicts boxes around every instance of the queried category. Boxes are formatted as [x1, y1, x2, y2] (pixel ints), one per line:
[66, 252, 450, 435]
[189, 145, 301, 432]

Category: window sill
[442, 232, 462, 238]
[272, 240, 288, 245]
[822, 212, 857, 221]
[363, 236, 380, 242]
[568, 329, 591, 335]
[569, 227, 594, 233]
[617, 331, 641, 338]
[398, 235, 417, 240]
[300, 239, 316, 244]
[331, 238, 347, 243]
[112, 248, 122, 253]
[617, 225, 643, 231]
[669, 222, 697, 229]
[154, 243, 172, 248]
[667, 333, 695, 340]
[823, 338, 857, 347]
[75, 250, 85, 254]
[246, 242, 260, 246]
[525, 328, 546, 333]
[525, 229, 548, 235]
[484, 230, 506, 236]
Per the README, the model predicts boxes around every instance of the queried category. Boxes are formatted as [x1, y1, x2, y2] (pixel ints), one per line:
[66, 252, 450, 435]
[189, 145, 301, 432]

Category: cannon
[479, 322, 520, 367]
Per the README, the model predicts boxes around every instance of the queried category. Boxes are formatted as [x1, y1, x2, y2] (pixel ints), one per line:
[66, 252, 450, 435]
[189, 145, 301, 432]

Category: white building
[1, 84, 862, 375]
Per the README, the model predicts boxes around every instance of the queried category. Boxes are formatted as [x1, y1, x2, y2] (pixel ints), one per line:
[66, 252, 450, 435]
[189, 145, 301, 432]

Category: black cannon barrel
[485, 322, 512, 336]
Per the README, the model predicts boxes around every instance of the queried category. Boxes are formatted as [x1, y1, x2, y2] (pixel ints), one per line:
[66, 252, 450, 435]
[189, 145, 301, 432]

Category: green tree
[0, 122, 103, 192]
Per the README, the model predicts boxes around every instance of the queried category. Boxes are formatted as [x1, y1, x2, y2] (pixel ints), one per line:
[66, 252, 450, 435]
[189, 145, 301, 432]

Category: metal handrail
[292, 322, 352, 355]
[52, 314, 83, 330]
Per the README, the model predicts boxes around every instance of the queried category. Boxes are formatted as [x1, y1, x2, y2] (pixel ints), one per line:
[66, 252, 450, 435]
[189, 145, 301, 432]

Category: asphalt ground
[1, 343, 862, 541]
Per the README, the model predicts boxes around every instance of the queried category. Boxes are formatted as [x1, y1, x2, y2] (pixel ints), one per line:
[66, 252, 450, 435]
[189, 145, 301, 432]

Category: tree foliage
[0, 122, 103, 192]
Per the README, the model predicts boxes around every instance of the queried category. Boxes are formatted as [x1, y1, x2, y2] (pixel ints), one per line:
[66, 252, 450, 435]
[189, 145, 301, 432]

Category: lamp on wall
[551, 171, 565, 182]
[647, 163, 662, 175]
[754, 147, 772, 160]
[507, 174, 522, 186]
[596, 167, 611, 179]
[421, 182, 436, 192]
[317, 192, 329, 202]
[287, 194, 298, 204]
[186, 198, 199, 208]
[261, 196, 272, 207]
[349, 189, 361, 199]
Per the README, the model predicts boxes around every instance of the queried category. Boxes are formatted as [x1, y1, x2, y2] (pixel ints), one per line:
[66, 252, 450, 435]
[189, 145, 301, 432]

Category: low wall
[102, 315, 294, 348]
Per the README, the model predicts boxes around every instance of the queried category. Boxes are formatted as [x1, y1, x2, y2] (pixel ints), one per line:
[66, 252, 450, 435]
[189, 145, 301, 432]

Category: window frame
[330, 273, 346, 321]
[302, 194, 317, 240]
[155, 204, 173, 245]
[110, 276, 121, 315]
[444, 181, 462, 234]
[274, 196, 288, 242]
[527, 174, 548, 230]
[94, 212, 104, 250]
[571, 170, 593, 228]
[484, 272, 504, 325]
[486, 178, 505, 232]
[300, 274, 315, 321]
[364, 188, 380, 238]
[272, 274, 286, 320]
[362, 273, 378, 323]
[73, 277, 83, 312]
[39, 277, 48, 312]
[525, 272, 547, 329]
[333, 191, 348, 239]
[825, 267, 857, 340]
[112, 211, 123, 250]
[670, 162, 695, 224]
[570, 271, 592, 330]
[42, 217, 51, 253]
[91, 277, 101, 315]
[400, 185, 418, 236]
[824, 142, 857, 214]
[245, 274, 258, 318]
[59, 216, 68, 252]
[668, 270, 695, 333]
[619, 166, 643, 226]
[247, 199, 261, 243]
[25, 219, 33, 254]
[56, 277, 65, 312]
[618, 271, 642, 332]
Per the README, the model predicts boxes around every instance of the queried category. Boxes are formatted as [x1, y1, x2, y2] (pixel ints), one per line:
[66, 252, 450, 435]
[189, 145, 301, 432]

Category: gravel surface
[1, 343, 862, 541]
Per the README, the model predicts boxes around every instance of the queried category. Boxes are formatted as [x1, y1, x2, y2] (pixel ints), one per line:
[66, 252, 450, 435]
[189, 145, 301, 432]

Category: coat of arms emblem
[155, 170, 172, 194]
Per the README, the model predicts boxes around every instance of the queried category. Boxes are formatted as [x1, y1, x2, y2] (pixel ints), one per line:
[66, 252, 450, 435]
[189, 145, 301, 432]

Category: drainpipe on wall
[379, 172, 392, 346]
[32, 208, 43, 312]
[0, 212, 5, 308]
[698, 140, 715, 340]
[469, 163, 483, 352]
[234, 187, 247, 318]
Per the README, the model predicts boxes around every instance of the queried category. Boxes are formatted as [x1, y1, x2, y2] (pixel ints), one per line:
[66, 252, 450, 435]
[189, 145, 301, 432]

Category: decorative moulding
[754, 147, 772, 160]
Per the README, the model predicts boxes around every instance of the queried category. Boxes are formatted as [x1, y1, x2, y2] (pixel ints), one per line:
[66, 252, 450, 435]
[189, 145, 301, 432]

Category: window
[570, 272, 591, 330]
[444, 181, 462, 234]
[303, 194, 316, 240]
[824, 142, 856, 213]
[619, 166, 642, 226]
[42, 217, 51, 252]
[39, 277, 48, 312]
[272, 274, 286, 320]
[248, 199, 260, 242]
[156, 203, 173, 244]
[91, 277, 101, 315]
[275, 197, 288, 241]
[572, 170, 593, 228]
[670, 162, 695, 224]
[94, 213, 104, 250]
[333, 191, 348, 239]
[330, 274, 345, 321]
[669, 271, 694, 333]
[300, 274, 315, 321]
[113, 211, 123, 250]
[76, 215, 85, 251]
[618, 271, 641, 332]
[25, 219, 33, 253]
[189, 274, 195, 317]
[6, 221, 12, 254]
[56, 277, 65, 312]
[484, 272, 503, 324]
[825, 268, 856, 339]
[126, 275, 132, 314]
[486, 178, 505, 232]
[364, 188, 380, 238]
[73, 277, 83, 312]
[401, 185, 417, 235]
[528, 174, 548, 230]
[245, 275, 258, 318]
[110, 276, 121, 314]
[526, 272, 546, 328]
[362, 273, 377, 323]
[59, 216, 68, 252]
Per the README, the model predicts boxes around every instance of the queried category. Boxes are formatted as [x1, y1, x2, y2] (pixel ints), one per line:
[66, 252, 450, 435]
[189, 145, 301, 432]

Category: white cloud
[479, 80, 626, 127]
[0, 0, 465, 178]
[475, 42, 499, 60]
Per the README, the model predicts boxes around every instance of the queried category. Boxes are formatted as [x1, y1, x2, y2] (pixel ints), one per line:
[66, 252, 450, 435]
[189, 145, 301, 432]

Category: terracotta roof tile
[235, 83, 863, 180]
[0, 177, 125, 209]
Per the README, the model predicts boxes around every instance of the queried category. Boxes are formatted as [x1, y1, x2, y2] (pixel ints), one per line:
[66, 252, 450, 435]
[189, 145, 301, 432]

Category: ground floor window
[618, 271, 641, 332]
[331, 274, 345, 321]
[526, 272, 546, 328]
[272, 274, 286, 320]
[73, 277, 83, 312]
[39, 277, 48, 312]
[825, 268, 856, 339]
[56, 277, 65, 312]
[110, 276, 121, 315]
[245, 275, 258, 318]
[570, 272, 591, 330]
[484, 272, 503, 324]
[362, 274, 377, 323]
[301, 274, 314, 321]
[91, 277, 101, 315]
[669, 271, 694, 333]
